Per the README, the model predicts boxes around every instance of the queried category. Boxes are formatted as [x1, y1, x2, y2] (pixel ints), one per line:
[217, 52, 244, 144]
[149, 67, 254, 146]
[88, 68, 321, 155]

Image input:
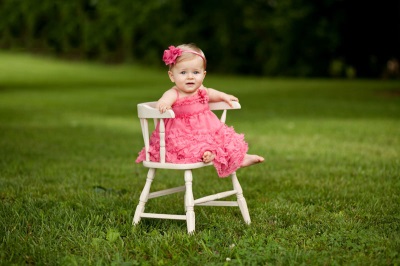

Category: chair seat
[143, 161, 213, 170]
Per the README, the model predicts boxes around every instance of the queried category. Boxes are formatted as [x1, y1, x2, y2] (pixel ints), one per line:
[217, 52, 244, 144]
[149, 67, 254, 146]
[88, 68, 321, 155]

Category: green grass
[1, 51, 399, 265]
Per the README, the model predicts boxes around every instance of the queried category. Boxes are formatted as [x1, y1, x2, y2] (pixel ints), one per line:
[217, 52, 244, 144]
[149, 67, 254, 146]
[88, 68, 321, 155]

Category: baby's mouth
[186, 82, 195, 85]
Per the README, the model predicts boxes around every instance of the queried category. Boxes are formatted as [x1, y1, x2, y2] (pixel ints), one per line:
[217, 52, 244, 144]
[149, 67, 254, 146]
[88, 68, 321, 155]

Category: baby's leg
[241, 154, 264, 168]
[202, 151, 215, 163]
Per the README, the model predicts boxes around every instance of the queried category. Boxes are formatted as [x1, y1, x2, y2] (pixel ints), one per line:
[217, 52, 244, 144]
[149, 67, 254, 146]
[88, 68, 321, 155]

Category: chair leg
[231, 172, 251, 224]
[133, 168, 156, 225]
[184, 170, 195, 234]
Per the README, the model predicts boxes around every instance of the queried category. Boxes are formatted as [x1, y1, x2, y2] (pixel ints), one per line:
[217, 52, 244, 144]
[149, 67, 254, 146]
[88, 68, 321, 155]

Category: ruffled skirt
[136, 122, 248, 178]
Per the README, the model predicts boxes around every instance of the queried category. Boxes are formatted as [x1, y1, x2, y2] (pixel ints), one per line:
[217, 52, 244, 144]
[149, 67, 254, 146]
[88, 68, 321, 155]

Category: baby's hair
[171, 43, 207, 70]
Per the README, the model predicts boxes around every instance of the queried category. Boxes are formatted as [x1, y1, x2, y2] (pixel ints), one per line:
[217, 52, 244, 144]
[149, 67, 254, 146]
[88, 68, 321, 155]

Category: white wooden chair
[133, 101, 251, 233]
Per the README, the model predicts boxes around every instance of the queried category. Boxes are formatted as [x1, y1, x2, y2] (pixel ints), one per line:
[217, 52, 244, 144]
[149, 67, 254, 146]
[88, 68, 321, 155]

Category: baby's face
[168, 56, 206, 96]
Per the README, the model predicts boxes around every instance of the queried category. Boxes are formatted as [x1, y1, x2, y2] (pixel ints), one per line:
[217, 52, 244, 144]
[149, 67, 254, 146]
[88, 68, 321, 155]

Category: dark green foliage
[0, 0, 398, 77]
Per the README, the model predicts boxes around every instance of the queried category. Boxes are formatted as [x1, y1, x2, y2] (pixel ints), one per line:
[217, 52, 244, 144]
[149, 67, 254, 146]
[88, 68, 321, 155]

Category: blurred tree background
[0, 0, 399, 78]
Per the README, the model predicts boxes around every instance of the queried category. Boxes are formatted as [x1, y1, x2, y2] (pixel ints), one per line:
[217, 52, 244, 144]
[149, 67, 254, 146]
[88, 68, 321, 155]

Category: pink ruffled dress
[136, 87, 248, 177]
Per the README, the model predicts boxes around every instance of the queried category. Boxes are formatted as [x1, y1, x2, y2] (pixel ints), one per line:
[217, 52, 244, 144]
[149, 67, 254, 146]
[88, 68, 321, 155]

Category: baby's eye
[180, 71, 186, 74]
[193, 71, 199, 74]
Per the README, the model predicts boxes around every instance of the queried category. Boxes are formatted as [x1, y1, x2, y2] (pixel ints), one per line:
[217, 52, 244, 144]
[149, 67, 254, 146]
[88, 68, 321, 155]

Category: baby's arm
[207, 88, 238, 107]
[156, 88, 178, 113]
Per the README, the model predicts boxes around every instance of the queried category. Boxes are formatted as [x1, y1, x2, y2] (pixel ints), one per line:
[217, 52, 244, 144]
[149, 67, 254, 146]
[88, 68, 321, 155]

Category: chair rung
[195, 201, 239, 207]
[194, 190, 237, 205]
[148, 186, 186, 199]
[141, 213, 187, 220]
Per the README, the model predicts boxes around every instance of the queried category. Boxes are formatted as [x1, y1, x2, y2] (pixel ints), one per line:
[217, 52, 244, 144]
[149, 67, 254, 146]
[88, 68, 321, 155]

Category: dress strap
[199, 85, 207, 94]
[174, 88, 180, 100]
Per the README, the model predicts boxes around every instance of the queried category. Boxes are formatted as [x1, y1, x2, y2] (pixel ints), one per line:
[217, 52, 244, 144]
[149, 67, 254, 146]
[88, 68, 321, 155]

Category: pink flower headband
[162, 46, 206, 67]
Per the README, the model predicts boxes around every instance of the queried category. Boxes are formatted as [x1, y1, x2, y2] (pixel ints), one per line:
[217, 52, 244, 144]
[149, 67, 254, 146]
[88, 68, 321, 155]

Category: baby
[136, 44, 264, 177]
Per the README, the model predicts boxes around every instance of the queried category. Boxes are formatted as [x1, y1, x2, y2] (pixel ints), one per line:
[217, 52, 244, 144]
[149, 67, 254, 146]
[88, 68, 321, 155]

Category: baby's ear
[168, 71, 175, 83]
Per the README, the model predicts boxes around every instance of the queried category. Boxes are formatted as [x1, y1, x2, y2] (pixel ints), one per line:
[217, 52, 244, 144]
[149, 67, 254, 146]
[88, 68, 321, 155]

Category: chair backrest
[137, 101, 241, 163]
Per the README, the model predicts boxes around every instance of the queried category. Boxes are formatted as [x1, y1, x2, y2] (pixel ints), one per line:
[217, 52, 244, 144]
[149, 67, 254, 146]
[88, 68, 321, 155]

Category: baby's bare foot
[202, 151, 215, 163]
[241, 154, 264, 168]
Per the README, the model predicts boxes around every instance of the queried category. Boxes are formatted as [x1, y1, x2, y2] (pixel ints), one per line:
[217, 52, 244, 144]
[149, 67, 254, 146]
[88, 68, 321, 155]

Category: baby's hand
[157, 101, 171, 113]
[222, 94, 239, 107]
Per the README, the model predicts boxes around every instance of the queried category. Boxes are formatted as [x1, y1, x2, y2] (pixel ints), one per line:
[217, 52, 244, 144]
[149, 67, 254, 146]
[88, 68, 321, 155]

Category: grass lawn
[0, 51, 399, 265]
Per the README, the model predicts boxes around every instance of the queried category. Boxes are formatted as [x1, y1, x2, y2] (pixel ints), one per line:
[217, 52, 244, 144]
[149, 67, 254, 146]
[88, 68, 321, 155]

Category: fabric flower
[198, 89, 207, 104]
[162, 46, 182, 65]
